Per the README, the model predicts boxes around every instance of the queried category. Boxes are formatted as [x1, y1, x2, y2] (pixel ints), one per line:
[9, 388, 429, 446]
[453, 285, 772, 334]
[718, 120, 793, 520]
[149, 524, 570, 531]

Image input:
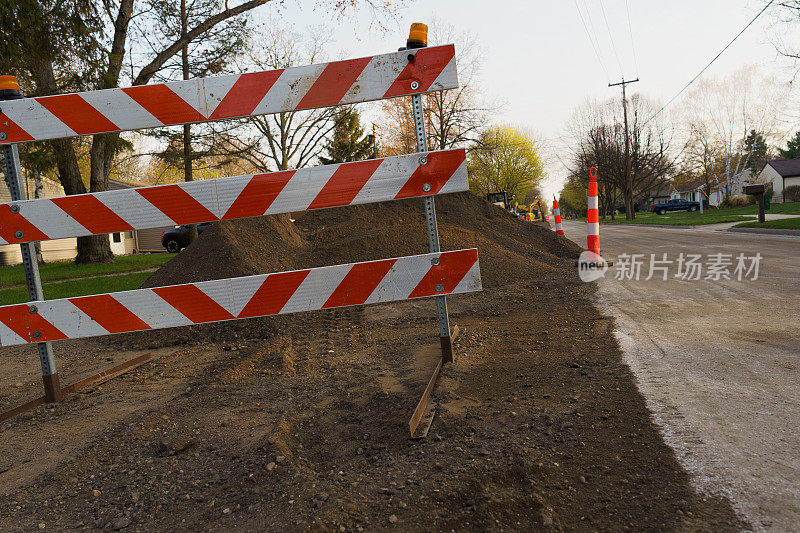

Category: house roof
[766, 159, 800, 178]
[671, 177, 706, 192]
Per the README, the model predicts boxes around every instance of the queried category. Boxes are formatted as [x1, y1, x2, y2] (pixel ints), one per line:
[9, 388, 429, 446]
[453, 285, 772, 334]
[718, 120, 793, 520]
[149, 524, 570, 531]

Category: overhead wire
[573, 0, 611, 82]
[644, 0, 776, 126]
[624, 0, 639, 75]
[598, 0, 624, 77]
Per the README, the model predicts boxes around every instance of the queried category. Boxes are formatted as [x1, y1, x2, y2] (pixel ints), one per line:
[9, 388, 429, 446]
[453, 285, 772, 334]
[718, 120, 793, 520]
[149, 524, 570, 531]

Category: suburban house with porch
[758, 159, 800, 203]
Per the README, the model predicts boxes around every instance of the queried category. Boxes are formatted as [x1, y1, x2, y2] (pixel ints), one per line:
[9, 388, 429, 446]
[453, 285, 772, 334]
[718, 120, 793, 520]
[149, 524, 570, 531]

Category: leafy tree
[558, 177, 588, 218]
[0, 0, 395, 262]
[468, 125, 545, 200]
[319, 108, 375, 165]
[779, 131, 800, 159]
[743, 129, 768, 172]
[0, 0, 265, 262]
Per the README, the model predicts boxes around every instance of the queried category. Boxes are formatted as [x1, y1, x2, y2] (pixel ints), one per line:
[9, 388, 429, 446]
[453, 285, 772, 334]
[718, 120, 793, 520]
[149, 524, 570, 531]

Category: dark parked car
[161, 222, 212, 252]
[615, 201, 640, 214]
[651, 198, 700, 215]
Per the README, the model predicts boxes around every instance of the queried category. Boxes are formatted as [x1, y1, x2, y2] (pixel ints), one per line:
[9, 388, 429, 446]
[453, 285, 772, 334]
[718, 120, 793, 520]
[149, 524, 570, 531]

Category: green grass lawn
[733, 217, 800, 229]
[0, 253, 174, 306]
[0, 271, 155, 306]
[718, 201, 800, 215]
[601, 212, 753, 226]
[575, 202, 800, 226]
[0, 253, 175, 288]
[584, 202, 800, 226]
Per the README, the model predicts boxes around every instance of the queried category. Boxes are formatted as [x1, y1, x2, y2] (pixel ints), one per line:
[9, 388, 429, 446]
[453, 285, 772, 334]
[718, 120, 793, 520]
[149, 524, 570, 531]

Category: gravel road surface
[563, 220, 800, 531]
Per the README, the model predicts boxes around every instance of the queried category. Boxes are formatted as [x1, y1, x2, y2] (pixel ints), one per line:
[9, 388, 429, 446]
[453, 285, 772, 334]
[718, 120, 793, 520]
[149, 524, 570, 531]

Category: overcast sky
[255, 0, 798, 199]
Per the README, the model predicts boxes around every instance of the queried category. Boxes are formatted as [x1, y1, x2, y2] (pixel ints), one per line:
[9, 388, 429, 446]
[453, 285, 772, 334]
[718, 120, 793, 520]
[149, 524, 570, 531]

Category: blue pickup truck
[651, 198, 701, 215]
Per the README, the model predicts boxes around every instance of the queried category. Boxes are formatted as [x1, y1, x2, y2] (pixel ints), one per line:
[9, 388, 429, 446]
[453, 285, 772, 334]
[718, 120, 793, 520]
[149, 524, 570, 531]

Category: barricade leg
[406, 24, 453, 437]
[1, 141, 61, 402]
[412, 82, 453, 364]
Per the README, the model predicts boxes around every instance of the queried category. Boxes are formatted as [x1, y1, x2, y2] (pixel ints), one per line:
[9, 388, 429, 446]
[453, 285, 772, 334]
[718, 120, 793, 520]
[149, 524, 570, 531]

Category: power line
[644, 0, 776, 126]
[574, 0, 611, 82]
[598, 0, 624, 76]
[624, 0, 639, 75]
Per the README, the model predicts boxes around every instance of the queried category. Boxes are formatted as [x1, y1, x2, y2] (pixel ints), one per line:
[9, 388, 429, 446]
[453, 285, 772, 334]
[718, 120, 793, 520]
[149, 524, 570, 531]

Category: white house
[758, 159, 800, 203]
[670, 179, 723, 207]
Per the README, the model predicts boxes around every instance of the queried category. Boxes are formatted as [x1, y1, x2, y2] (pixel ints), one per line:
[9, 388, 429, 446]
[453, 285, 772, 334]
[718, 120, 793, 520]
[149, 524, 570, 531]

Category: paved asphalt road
[561, 220, 800, 532]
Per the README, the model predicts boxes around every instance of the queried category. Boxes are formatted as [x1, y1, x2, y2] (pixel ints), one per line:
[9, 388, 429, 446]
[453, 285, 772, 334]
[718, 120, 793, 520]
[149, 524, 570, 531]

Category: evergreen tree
[319, 108, 375, 165]
[779, 130, 800, 159]
[743, 129, 768, 172]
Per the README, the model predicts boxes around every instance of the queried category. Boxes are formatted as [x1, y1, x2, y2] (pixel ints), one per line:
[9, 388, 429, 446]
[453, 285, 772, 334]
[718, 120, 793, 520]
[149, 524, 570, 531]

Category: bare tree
[681, 67, 790, 200]
[568, 95, 676, 219]
[426, 20, 495, 151]
[218, 24, 337, 171]
[377, 21, 496, 155]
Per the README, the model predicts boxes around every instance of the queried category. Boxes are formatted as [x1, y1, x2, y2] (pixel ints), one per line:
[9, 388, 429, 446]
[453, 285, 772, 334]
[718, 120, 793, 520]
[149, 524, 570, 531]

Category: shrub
[722, 195, 753, 208]
[785, 185, 800, 202]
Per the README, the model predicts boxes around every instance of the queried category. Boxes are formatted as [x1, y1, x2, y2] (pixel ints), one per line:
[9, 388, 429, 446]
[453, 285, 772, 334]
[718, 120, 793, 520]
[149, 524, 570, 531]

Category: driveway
[562, 220, 800, 531]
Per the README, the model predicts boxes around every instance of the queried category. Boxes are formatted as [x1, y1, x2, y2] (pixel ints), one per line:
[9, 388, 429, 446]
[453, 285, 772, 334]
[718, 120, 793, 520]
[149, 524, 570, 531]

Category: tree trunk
[76, 133, 117, 263]
[180, 0, 199, 244]
[33, 170, 44, 263]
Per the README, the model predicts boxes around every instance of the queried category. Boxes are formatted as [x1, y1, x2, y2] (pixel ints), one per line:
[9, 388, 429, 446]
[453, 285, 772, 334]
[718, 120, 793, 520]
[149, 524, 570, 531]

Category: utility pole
[609, 77, 639, 219]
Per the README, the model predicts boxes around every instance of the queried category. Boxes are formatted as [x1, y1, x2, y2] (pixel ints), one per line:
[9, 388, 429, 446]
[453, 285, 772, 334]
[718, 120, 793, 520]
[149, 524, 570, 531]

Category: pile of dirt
[142, 213, 305, 287]
[147, 191, 580, 287]
[110, 192, 581, 349]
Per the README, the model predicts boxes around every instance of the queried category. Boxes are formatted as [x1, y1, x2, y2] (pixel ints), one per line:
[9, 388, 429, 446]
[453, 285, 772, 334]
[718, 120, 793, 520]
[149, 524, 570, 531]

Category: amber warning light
[407, 23, 428, 49]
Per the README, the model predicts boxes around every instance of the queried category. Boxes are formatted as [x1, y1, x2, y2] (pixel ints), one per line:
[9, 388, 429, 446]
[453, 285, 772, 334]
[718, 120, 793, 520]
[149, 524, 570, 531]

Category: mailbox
[743, 183, 767, 222]
[743, 184, 766, 195]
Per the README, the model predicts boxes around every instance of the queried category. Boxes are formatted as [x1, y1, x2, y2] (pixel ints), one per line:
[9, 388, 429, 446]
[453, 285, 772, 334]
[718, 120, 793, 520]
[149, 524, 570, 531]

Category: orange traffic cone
[587, 167, 601, 256]
[552, 196, 564, 236]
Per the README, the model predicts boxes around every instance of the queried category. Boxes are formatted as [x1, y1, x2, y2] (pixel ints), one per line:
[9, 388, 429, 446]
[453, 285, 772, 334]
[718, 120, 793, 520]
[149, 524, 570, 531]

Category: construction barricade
[0, 25, 481, 435]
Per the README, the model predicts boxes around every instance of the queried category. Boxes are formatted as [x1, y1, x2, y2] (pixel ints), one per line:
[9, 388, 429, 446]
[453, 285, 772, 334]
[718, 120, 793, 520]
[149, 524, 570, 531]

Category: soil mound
[110, 192, 581, 348]
[293, 192, 580, 287]
[141, 213, 305, 288]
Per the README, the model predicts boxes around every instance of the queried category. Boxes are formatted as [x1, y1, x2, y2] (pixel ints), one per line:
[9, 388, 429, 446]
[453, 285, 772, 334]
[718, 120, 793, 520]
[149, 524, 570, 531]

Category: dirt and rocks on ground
[0, 193, 744, 531]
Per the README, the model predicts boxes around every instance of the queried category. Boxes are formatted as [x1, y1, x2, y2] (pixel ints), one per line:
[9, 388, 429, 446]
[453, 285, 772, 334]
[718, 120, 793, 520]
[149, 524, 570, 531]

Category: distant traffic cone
[587, 167, 601, 257]
[552, 196, 565, 236]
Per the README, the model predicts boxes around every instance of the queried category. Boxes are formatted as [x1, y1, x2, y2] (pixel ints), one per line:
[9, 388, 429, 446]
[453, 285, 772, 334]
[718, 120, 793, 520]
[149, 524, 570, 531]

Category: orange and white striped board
[0, 149, 466, 245]
[0, 45, 457, 145]
[0, 249, 480, 346]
